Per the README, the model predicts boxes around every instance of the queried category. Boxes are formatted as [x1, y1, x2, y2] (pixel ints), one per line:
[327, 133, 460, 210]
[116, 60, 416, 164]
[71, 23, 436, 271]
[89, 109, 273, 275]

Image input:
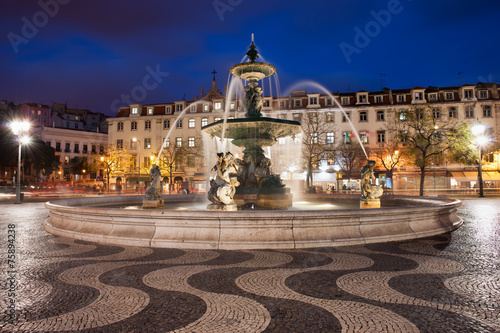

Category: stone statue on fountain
[360, 160, 383, 208]
[208, 152, 240, 211]
[243, 85, 263, 118]
[143, 163, 164, 208]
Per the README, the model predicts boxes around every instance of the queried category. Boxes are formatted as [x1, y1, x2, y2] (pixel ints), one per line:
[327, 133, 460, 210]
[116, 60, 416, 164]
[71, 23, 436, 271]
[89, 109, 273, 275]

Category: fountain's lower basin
[44, 194, 462, 250]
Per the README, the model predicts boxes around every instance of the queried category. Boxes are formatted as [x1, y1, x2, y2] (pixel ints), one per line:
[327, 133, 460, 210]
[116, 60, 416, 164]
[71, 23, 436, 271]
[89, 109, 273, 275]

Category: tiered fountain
[202, 39, 302, 210]
[43, 38, 463, 250]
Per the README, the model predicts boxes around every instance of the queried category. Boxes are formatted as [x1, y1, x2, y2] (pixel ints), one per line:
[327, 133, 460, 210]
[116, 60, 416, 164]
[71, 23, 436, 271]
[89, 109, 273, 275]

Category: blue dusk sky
[1, 0, 499, 115]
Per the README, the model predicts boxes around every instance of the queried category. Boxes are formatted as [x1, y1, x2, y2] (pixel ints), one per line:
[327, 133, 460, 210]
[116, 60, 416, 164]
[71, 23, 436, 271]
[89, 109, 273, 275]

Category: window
[203, 104, 209, 112]
[446, 92, 454, 100]
[377, 131, 385, 143]
[74, 143, 80, 153]
[464, 89, 474, 99]
[483, 105, 492, 117]
[144, 138, 151, 149]
[214, 102, 222, 110]
[399, 110, 407, 121]
[201, 118, 208, 127]
[465, 106, 474, 118]
[176, 137, 182, 147]
[309, 112, 318, 123]
[448, 107, 457, 118]
[163, 120, 170, 129]
[397, 95, 406, 103]
[230, 103, 235, 110]
[326, 112, 334, 122]
[176, 119, 182, 128]
[166, 106, 172, 114]
[188, 137, 195, 147]
[65, 143, 71, 153]
[311, 133, 318, 144]
[479, 90, 488, 99]
[163, 139, 170, 148]
[359, 111, 367, 122]
[131, 107, 138, 115]
[278, 114, 286, 120]
[214, 117, 221, 122]
[131, 140, 138, 150]
[293, 113, 301, 122]
[309, 97, 318, 105]
[144, 157, 151, 169]
[360, 131, 368, 144]
[432, 108, 441, 119]
[326, 98, 332, 106]
[358, 94, 367, 103]
[428, 93, 437, 102]
[176, 104, 183, 112]
[131, 121, 137, 131]
[100, 145, 104, 154]
[190, 105, 196, 113]
[188, 119, 196, 128]
[375, 96, 383, 103]
[280, 101, 286, 108]
[117, 122, 124, 131]
[327, 132, 334, 144]
[294, 99, 301, 107]
[341, 97, 350, 105]
[148, 107, 153, 115]
[116, 140, 122, 150]
[343, 132, 351, 144]
[145, 120, 151, 130]
[83, 145, 88, 153]
[263, 100, 270, 107]
[376, 110, 384, 121]
[55, 142, 61, 152]
[414, 92, 423, 101]
[342, 112, 351, 122]
[91, 145, 96, 154]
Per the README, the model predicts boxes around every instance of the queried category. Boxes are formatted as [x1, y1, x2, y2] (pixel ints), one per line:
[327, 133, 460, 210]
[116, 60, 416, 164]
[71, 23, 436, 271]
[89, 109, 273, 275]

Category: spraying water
[284, 80, 369, 159]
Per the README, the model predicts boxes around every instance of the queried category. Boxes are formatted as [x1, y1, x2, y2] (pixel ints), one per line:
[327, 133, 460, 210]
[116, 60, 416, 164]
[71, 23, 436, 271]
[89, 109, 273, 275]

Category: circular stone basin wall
[44, 195, 463, 250]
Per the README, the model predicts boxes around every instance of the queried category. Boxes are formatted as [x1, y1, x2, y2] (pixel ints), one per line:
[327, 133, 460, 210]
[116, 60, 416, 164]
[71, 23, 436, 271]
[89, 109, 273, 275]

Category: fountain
[43, 37, 463, 250]
[203, 38, 302, 210]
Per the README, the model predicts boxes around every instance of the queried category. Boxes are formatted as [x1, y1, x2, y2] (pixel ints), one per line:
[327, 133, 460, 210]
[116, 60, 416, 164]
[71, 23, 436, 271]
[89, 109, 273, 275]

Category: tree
[388, 104, 472, 196]
[157, 135, 203, 194]
[335, 140, 366, 184]
[372, 137, 407, 190]
[301, 112, 335, 188]
[99, 144, 134, 190]
[25, 137, 60, 180]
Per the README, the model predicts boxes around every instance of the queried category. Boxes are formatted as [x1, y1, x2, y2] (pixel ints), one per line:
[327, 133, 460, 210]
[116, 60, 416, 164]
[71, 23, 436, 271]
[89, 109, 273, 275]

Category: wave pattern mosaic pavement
[0, 200, 499, 332]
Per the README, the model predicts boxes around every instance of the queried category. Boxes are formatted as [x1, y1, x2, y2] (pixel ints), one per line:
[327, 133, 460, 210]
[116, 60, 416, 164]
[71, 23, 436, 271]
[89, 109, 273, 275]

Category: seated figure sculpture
[208, 152, 239, 208]
[144, 164, 163, 202]
[360, 160, 383, 200]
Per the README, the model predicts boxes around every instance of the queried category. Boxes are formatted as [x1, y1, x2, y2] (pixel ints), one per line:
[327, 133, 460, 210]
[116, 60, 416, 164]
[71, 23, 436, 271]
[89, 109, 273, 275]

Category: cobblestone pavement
[0, 198, 499, 332]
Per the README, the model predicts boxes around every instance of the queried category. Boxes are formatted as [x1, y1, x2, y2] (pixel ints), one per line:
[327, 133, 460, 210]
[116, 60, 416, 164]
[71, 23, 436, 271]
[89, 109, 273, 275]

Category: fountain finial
[246, 36, 259, 63]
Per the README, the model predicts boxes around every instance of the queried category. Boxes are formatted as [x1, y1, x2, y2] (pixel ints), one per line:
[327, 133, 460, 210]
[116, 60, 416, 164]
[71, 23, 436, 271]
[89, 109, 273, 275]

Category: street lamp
[132, 138, 141, 193]
[471, 124, 487, 198]
[10, 120, 31, 204]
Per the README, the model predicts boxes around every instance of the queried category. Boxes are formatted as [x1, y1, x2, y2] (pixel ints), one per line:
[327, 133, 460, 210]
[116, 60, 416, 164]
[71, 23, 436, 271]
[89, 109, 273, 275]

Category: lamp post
[471, 124, 487, 198]
[132, 138, 141, 193]
[10, 121, 31, 204]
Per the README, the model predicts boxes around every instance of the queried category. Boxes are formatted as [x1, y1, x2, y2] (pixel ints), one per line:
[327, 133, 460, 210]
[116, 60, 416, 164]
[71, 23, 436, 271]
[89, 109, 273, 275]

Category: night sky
[1, 0, 499, 116]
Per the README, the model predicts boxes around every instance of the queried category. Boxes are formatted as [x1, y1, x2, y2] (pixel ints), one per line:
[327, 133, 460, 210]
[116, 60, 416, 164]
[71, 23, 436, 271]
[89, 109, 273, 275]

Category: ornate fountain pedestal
[203, 39, 302, 210]
[360, 198, 381, 209]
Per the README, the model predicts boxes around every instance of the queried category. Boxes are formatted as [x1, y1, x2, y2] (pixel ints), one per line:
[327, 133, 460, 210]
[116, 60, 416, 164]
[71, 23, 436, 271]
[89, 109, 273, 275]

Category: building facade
[107, 81, 500, 194]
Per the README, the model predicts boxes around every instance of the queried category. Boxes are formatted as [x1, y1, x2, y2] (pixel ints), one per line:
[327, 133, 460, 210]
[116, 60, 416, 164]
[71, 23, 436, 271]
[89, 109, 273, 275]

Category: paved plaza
[0, 198, 499, 332]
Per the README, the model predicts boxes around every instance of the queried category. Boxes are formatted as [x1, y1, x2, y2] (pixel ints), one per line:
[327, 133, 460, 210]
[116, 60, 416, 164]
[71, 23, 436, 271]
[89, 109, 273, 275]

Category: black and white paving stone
[0, 198, 498, 332]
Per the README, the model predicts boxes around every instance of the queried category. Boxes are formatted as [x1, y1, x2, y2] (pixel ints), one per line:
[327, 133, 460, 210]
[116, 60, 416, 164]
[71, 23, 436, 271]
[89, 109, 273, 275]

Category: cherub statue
[360, 160, 383, 199]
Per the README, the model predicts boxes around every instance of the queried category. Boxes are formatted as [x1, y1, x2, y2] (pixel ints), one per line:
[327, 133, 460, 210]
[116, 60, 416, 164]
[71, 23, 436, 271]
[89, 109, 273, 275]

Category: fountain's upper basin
[44, 194, 462, 250]
[230, 62, 276, 81]
[202, 117, 302, 147]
